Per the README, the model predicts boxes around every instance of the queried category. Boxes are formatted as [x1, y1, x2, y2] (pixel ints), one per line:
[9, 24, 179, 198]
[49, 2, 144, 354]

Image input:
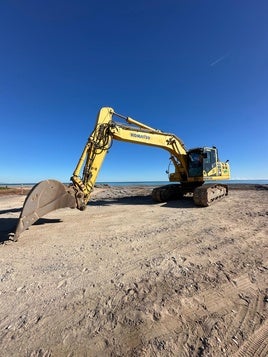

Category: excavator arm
[71, 107, 188, 208]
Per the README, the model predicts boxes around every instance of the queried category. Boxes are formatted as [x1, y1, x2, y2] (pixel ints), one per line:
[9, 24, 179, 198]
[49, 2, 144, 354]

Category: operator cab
[188, 147, 218, 177]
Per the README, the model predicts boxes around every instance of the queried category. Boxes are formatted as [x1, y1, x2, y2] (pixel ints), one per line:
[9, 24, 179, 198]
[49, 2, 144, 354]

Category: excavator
[11, 107, 230, 241]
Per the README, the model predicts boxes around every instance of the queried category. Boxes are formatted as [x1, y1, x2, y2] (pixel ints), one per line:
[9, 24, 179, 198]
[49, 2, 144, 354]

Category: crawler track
[151, 184, 182, 203]
[193, 184, 228, 206]
[152, 183, 228, 206]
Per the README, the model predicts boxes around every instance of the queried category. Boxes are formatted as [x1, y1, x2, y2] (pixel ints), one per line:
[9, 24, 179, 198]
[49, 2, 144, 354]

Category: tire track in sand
[233, 320, 268, 357]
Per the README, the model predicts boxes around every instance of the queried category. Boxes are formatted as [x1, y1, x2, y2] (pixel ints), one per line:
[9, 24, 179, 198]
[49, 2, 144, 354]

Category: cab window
[188, 152, 203, 177]
[203, 148, 217, 173]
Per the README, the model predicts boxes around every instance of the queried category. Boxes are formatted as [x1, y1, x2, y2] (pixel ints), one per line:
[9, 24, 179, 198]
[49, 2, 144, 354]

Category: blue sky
[1, 0, 268, 183]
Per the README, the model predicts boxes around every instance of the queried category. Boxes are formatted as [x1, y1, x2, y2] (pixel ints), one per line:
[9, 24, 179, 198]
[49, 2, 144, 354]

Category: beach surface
[0, 184, 267, 356]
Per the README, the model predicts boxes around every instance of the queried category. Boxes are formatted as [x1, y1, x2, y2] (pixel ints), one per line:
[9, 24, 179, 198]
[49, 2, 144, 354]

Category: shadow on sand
[0, 195, 195, 243]
[89, 194, 196, 208]
[0, 214, 61, 244]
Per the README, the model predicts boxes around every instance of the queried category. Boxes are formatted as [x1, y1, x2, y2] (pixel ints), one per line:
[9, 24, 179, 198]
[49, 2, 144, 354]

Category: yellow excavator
[11, 107, 230, 241]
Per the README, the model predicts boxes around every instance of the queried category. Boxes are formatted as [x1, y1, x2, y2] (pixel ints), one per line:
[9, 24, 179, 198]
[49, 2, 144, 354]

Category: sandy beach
[0, 184, 267, 356]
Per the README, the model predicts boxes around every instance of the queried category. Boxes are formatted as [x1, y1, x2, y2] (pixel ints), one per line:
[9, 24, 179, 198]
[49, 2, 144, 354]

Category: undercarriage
[152, 183, 228, 206]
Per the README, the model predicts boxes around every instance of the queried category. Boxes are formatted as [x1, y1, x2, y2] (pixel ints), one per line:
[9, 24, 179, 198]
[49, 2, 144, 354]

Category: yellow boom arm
[71, 107, 188, 205]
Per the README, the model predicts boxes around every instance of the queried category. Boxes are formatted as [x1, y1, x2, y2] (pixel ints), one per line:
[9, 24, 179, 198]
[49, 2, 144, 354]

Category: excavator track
[193, 184, 228, 207]
[152, 184, 183, 203]
[152, 183, 228, 206]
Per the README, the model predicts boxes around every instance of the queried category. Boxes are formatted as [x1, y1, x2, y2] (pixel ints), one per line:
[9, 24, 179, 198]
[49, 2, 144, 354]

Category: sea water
[2, 179, 268, 187]
[96, 179, 268, 186]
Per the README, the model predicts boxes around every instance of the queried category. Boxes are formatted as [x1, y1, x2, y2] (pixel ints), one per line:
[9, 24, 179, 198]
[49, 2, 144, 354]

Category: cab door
[188, 150, 203, 177]
[203, 147, 218, 175]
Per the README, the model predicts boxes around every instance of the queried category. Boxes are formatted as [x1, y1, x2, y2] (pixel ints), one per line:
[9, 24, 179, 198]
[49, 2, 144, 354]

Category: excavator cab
[188, 146, 229, 180]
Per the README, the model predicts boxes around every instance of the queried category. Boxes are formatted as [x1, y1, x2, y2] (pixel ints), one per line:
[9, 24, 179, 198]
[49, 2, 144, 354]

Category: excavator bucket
[10, 179, 77, 241]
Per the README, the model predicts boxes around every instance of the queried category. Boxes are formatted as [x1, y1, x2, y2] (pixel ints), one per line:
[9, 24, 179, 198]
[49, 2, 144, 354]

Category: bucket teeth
[10, 180, 77, 241]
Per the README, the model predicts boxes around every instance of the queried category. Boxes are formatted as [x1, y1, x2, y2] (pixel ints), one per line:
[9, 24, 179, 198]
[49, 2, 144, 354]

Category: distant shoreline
[0, 182, 267, 196]
[1, 179, 268, 187]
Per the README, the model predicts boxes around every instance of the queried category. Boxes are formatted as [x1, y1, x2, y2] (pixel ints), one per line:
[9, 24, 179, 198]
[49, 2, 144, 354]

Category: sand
[0, 184, 267, 356]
